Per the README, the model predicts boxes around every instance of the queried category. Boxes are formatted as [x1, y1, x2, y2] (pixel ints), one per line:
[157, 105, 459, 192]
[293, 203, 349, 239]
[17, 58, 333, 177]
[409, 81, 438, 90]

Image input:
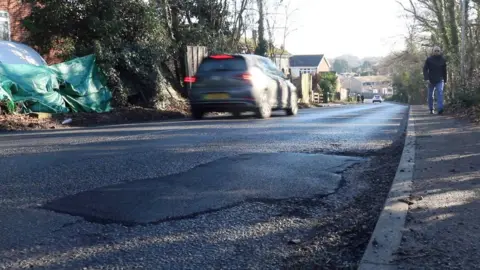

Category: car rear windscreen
[197, 57, 247, 72]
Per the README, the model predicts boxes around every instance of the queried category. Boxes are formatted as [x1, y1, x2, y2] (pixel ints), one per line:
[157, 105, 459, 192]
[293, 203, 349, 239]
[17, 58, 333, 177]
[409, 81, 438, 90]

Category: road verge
[358, 106, 415, 269]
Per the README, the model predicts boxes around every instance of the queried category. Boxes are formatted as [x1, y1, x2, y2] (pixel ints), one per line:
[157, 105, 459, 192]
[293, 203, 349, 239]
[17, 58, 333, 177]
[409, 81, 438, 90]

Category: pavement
[361, 105, 480, 270]
[394, 105, 480, 270]
[0, 103, 409, 269]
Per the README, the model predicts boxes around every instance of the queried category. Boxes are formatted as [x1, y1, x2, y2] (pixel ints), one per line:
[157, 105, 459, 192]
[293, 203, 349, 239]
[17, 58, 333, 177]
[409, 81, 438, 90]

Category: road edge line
[358, 106, 415, 270]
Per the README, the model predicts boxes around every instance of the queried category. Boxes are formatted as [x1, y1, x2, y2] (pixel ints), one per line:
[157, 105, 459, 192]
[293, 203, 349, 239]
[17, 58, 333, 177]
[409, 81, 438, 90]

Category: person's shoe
[438, 109, 444, 115]
[430, 110, 434, 114]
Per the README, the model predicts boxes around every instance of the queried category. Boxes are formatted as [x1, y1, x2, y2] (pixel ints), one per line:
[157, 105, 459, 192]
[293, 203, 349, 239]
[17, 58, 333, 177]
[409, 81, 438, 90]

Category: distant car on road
[372, 95, 383, 103]
[185, 54, 298, 119]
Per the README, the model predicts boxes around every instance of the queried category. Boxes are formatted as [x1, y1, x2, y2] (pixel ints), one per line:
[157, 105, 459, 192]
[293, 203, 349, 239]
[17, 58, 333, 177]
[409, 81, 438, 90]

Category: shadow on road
[395, 107, 480, 269]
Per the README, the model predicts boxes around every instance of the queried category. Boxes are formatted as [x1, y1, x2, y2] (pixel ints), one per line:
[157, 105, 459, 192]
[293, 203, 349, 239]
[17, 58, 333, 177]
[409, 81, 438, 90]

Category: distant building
[339, 72, 359, 77]
[339, 75, 393, 98]
[289, 54, 331, 78]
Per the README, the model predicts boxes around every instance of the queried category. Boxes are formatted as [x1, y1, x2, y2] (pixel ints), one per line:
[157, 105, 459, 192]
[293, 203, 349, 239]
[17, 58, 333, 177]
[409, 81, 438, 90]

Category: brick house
[0, 0, 31, 42]
[1, 0, 60, 63]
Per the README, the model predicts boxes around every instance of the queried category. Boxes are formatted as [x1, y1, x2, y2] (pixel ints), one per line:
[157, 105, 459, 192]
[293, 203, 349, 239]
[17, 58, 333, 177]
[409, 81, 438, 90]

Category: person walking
[361, 94, 365, 103]
[423, 46, 447, 114]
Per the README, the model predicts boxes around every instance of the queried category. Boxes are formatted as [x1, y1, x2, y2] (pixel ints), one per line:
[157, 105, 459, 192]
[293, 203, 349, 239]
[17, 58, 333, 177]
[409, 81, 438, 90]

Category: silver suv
[186, 54, 298, 119]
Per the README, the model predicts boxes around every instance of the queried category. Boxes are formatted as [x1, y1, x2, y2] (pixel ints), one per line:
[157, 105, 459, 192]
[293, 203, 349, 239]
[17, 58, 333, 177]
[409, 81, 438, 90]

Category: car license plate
[205, 93, 229, 100]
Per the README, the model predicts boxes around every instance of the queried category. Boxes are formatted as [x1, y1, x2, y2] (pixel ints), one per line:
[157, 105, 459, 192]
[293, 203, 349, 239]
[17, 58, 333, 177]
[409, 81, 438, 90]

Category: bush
[453, 70, 480, 107]
[386, 93, 409, 103]
[317, 72, 338, 103]
[455, 91, 480, 107]
[23, 0, 253, 109]
[24, 0, 175, 108]
[391, 69, 425, 105]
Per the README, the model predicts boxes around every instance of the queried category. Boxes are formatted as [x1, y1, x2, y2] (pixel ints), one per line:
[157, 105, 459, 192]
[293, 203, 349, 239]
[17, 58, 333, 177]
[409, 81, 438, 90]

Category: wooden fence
[312, 93, 324, 103]
[185, 46, 208, 77]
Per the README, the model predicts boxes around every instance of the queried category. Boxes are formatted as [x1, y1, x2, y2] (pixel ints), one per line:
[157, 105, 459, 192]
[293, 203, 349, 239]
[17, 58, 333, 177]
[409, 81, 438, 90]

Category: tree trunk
[446, 0, 460, 56]
[255, 0, 267, 56]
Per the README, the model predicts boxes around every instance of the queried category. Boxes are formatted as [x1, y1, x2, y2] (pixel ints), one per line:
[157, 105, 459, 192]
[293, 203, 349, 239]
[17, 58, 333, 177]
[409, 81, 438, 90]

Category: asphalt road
[0, 103, 409, 269]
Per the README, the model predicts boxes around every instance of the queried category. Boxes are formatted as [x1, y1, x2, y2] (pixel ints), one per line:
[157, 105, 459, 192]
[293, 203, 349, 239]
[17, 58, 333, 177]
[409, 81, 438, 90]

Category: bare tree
[227, 0, 252, 51]
[263, 0, 298, 60]
[277, 0, 298, 59]
[264, 0, 282, 58]
[396, 0, 462, 93]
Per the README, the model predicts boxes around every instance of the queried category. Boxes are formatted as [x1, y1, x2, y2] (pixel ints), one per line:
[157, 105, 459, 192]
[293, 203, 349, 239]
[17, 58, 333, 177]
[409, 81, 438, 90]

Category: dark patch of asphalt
[42, 153, 363, 225]
[0, 103, 409, 269]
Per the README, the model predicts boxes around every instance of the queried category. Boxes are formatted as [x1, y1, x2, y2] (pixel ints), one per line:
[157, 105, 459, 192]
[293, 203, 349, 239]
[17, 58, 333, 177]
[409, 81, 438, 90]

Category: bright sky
[276, 0, 409, 58]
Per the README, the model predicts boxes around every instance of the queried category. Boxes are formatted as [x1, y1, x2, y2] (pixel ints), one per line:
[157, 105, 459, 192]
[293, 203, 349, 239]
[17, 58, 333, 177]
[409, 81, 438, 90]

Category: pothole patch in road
[42, 153, 366, 226]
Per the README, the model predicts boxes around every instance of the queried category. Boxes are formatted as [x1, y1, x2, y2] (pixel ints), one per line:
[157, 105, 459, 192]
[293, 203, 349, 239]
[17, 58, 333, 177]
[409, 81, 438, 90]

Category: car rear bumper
[190, 100, 258, 112]
[189, 86, 259, 112]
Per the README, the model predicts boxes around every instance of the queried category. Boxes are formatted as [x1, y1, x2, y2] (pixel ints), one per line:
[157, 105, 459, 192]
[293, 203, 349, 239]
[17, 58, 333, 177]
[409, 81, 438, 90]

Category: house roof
[289, 54, 324, 67]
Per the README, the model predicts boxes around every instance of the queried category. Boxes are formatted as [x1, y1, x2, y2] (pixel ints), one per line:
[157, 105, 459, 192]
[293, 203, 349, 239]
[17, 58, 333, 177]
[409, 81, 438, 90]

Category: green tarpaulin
[0, 54, 112, 114]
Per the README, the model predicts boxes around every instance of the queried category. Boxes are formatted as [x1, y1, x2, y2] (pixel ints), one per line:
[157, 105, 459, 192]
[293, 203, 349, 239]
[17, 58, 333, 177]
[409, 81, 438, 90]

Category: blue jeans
[428, 81, 444, 111]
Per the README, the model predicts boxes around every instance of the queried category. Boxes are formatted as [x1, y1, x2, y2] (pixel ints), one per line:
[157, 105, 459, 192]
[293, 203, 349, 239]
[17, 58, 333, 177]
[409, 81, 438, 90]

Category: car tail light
[184, 76, 196, 83]
[241, 72, 252, 80]
[210, 54, 234, 59]
[235, 72, 252, 81]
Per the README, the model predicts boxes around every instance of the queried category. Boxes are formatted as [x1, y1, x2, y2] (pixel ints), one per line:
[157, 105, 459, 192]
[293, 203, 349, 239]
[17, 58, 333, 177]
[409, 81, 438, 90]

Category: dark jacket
[423, 55, 447, 84]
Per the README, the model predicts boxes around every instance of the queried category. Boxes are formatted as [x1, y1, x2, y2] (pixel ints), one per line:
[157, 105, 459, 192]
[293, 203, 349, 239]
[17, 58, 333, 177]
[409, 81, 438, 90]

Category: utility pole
[460, 0, 466, 87]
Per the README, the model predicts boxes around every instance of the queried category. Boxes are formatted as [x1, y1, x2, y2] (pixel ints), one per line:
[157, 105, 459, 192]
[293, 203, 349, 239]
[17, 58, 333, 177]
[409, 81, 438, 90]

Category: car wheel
[285, 94, 298, 116]
[255, 90, 272, 119]
[191, 109, 204, 120]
